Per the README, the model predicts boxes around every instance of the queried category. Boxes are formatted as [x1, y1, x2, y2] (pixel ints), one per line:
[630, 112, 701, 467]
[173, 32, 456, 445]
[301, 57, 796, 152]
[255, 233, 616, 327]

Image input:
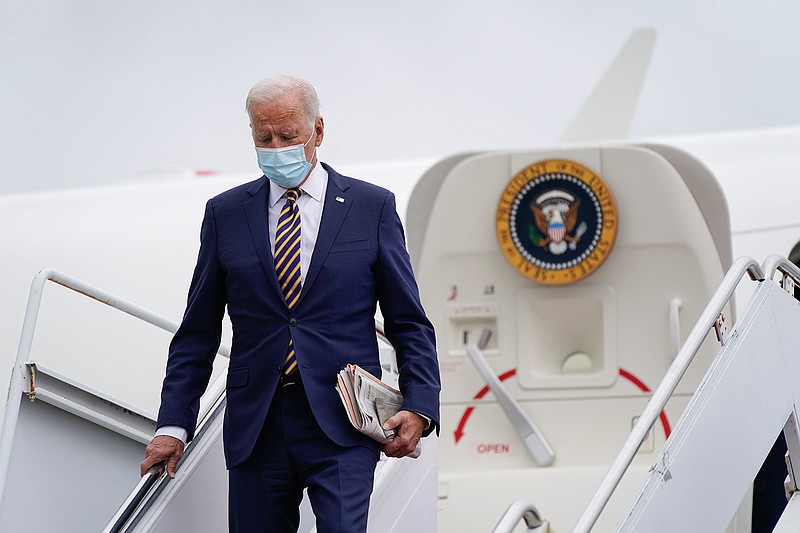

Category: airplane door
[409, 145, 733, 531]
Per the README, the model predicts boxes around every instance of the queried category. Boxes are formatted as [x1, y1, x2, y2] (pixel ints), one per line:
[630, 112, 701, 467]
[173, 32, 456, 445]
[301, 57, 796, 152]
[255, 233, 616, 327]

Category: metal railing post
[0, 268, 231, 511]
[492, 499, 545, 532]
[0, 269, 51, 506]
[571, 256, 764, 532]
[763, 254, 800, 287]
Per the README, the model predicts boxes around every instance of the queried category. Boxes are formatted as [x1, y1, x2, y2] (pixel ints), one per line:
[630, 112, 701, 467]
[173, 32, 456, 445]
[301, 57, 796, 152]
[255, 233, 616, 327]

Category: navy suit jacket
[156, 163, 440, 468]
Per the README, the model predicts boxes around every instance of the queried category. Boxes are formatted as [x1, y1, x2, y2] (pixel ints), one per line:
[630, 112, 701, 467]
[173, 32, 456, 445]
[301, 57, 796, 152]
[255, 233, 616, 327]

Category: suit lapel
[243, 177, 285, 300]
[300, 165, 351, 302]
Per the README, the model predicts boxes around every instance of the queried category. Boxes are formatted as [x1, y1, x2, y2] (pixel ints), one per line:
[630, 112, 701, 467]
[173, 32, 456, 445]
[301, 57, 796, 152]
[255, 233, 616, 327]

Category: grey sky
[2, 1, 798, 193]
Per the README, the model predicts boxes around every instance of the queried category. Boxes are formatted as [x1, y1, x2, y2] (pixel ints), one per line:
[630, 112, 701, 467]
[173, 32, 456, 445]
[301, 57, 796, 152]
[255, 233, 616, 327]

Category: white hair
[245, 75, 320, 127]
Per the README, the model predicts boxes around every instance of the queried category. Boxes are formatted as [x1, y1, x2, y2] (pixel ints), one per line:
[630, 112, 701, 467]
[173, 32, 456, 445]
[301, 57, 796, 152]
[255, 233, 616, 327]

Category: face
[249, 91, 324, 169]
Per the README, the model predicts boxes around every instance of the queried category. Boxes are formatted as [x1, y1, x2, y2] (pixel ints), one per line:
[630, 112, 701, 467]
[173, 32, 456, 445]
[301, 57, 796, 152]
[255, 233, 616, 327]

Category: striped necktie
[275, 188, 302, 375]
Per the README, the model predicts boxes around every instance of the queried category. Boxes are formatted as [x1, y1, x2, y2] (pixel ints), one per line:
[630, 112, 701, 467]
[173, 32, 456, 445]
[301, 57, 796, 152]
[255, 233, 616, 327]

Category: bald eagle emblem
[531, 190, 588, 255]
[496, 158, 618, 285]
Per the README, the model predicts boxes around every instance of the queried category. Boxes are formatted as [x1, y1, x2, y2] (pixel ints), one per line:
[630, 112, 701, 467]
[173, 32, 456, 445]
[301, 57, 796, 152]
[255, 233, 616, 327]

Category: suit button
[289, 317, 298, 327]
[276, 365, 282, 374]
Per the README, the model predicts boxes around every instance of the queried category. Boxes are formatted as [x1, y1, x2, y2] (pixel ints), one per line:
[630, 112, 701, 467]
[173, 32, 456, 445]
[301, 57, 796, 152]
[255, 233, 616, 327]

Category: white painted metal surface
[559, 29, 656, 144]
[0, 393, 146, 531]
[773, 493, 800, 532]
[492, 499, 547, 533]
[573, 257, 764, 532]
[465, 344, 555, 466]
[421, 144, 730, 531]
[0, 269, 231, 531]
[22, 363, 155, 444]
[614, 272, 800, 530]
[108, 396, 229, 533]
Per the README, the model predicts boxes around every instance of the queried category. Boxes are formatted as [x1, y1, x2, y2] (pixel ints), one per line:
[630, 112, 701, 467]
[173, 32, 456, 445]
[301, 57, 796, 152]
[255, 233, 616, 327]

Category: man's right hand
[140, 435, 185, 479]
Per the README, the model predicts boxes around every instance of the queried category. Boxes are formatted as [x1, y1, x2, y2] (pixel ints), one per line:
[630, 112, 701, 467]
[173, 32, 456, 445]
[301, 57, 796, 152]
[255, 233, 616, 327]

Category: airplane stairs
[495, 255, 800, 532]
[104, 386, 438, 533]
[0, 269, 436, 532]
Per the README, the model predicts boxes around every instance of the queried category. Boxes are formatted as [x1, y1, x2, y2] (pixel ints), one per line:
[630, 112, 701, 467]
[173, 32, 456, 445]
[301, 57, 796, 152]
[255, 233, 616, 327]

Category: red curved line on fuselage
[619, 368, 672, 438]
[457, 367, 671, 444]
[473, 368, 517, 399]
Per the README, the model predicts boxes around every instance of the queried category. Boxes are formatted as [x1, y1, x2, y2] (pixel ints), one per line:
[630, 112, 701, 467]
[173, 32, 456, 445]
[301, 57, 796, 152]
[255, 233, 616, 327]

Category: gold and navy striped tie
[275, 188, 302, 375]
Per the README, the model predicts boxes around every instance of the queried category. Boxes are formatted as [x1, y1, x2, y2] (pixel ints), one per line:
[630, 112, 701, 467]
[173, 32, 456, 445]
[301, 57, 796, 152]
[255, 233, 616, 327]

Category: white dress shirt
[268, 163, 328, 281]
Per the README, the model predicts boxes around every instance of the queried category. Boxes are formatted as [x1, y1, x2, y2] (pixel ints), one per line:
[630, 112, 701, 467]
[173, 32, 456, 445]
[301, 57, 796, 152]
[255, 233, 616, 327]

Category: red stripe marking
[619, 368, 672, 438]
[454, 369, 517, 443]
[453, 367, 672, 444]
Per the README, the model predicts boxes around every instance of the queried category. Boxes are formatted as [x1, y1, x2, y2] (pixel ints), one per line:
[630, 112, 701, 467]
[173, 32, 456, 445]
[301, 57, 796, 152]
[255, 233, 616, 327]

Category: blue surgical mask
[256, 130, 315, 188]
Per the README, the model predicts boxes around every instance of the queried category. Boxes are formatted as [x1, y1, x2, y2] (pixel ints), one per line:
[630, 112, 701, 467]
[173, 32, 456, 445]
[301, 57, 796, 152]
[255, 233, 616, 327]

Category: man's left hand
[381, 410, 425, 458]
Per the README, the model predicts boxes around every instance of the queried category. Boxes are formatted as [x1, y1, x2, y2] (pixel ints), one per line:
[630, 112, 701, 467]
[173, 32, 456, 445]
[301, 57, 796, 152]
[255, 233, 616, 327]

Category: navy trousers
[228, 379, 379, 533]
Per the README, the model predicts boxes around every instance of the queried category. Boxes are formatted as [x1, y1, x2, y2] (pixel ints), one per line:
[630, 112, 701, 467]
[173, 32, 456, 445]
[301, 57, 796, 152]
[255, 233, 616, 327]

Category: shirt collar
[268, 163, 327, 207]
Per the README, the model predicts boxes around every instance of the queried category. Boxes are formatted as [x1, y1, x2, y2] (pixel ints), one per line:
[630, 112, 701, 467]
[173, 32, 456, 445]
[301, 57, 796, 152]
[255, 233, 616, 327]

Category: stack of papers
[335, 364, 421, 458]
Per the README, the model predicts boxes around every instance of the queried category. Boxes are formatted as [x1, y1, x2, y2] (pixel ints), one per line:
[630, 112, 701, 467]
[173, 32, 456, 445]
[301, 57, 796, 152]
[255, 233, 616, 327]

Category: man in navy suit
[140, 75, 440, 532]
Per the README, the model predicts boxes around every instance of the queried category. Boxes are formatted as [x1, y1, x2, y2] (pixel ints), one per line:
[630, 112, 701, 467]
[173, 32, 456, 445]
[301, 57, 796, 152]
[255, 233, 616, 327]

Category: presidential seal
[496, 159, 618, 285]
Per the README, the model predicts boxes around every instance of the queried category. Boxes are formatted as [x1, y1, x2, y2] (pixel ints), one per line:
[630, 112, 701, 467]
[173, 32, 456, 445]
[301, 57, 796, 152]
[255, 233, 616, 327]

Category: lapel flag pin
[336, 197, 345, 203]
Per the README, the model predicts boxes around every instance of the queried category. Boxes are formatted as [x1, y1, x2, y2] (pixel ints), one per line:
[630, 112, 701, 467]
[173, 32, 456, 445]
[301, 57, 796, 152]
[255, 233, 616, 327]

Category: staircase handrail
[0, 268, 231, 508]
[571, 256, 764, 532]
